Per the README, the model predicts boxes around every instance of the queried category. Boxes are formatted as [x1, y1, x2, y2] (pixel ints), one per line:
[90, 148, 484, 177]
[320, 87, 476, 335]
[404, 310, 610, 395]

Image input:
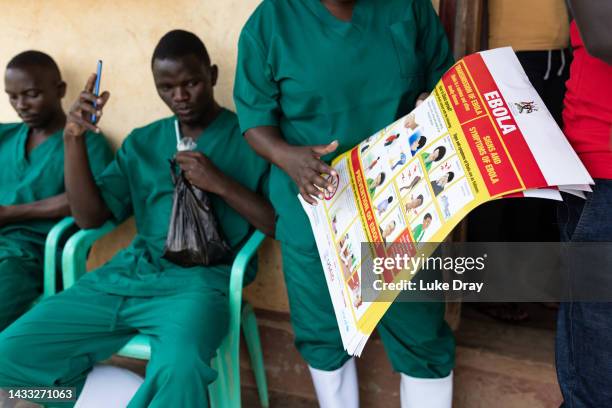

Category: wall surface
[0, 0, 260, 147]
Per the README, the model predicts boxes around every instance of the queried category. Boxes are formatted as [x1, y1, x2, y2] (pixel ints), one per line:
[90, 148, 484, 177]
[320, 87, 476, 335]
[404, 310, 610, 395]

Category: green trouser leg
[124, 288, 228, 408]
[0, 281, 229, 407]
[280, 244, 455, 377]
[0, 285, 134, 407]
[0, 256, 42, 330]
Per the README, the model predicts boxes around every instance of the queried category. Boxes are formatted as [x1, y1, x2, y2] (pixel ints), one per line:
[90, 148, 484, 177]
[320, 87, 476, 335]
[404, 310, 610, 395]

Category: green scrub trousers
[0, 282, 227, 408]
[0, 245, 41, 329]
[0, 110, 269, 407]
[235, 0, 455, 377]
[0, 123, 112, 329]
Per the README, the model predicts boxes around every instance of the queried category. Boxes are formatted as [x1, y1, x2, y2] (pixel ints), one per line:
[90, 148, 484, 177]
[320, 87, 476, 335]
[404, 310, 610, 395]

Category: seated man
[0, 51, 112, 329]
[0, 31, 274, 407]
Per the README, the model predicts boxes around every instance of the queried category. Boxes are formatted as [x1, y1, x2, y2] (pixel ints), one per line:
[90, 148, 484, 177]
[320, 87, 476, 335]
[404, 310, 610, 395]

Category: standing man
[0, 51, 112, 329]
[235, 1, 455, 406]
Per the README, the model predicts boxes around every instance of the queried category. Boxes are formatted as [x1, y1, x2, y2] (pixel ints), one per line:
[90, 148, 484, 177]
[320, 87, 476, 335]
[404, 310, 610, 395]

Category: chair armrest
[228, 230, 267, 304]
[228, 230, 267, 329]
[43, 217, 77, 298]
[61, 220, 117, 289]
[227, 230, 266, 331]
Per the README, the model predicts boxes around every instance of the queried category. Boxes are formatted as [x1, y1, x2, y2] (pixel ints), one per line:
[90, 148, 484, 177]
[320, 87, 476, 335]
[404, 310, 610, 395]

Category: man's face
[4, 66, 64, 128]
[152, 54, 217, 125]
[423, 217, 432, 229]
[438, 174, 449, 186]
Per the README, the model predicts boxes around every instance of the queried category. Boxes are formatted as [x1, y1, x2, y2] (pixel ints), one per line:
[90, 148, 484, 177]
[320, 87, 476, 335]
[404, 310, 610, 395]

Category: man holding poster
[234, 0, 455, 406]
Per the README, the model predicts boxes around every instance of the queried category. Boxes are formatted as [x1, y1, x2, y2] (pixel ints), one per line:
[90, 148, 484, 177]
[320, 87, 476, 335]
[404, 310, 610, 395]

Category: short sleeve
[233, 28, 281, 134]
[95, 137, 133, 223]
[84, 131, 114, 179]
[413, 0, 454, 90]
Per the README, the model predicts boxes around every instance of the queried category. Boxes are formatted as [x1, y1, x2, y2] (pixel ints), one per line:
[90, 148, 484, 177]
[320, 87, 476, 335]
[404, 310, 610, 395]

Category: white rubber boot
[75, 365, 144, 408]
[308, 358, 359, 408]
[400, 371, 453, 408]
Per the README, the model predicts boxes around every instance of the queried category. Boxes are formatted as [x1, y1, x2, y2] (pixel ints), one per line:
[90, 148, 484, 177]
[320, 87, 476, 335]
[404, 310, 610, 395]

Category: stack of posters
[299, 47, 593, 356]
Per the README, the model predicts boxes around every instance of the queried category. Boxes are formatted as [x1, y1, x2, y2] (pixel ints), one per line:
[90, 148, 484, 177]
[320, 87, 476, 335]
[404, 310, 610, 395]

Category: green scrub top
[0, 122, 113, 257]
[78, 109, 270, 296]
[421, 151, 433, 171]
[367, 178, 377, 197]
[412, 223, 424, 242]
[234, 0, 453, 251]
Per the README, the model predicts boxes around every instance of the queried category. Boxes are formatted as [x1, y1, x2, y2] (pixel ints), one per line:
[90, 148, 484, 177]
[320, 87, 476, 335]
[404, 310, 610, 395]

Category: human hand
[65, 73, 110, 138]
[175, 151, 227, 195]
[278, 141, 338, 205]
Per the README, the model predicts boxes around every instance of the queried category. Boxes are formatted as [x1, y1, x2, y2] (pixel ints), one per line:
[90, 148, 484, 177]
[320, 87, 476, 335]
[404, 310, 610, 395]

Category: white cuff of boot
[400, 371, 453, 408]
[309, 358, 359, 408]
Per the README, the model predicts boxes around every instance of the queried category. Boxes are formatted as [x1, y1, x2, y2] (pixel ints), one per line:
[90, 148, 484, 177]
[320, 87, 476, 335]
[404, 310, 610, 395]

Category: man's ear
[57, 80, 67, 99]
[210, 64, 218, 87]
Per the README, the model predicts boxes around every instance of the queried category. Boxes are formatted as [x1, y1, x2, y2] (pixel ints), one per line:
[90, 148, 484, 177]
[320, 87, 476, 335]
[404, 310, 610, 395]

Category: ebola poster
[300, 47, 593, 355]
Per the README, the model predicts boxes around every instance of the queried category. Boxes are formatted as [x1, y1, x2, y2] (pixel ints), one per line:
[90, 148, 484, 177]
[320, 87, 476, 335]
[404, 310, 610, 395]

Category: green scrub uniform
[235, 0, 455, 377]
[422, 151, 434, 171]
[412, 223, 425, 242]
[0, 122, 112, 329]
[0, 109, 269, 407]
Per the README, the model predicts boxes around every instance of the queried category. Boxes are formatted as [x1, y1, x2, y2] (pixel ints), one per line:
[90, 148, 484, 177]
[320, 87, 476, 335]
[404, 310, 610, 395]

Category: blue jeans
[557, 179, 612, 407]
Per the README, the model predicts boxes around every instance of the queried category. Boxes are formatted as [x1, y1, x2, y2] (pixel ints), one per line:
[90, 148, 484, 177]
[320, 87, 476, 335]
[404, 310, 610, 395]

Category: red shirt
[563, 21, 612, 179]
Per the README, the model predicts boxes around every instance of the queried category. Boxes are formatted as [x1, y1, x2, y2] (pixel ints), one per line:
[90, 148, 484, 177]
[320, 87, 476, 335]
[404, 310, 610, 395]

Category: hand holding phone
[64, 60, 110, 137]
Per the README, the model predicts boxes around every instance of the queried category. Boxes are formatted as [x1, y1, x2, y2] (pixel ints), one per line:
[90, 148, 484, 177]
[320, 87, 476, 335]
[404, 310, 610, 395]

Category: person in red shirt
[556, 2, 612, 407]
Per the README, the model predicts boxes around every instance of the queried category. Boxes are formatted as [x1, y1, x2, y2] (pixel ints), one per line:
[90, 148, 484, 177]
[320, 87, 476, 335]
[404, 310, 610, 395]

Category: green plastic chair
[60, 219, 270, 408]
[37, 217, 79, 301]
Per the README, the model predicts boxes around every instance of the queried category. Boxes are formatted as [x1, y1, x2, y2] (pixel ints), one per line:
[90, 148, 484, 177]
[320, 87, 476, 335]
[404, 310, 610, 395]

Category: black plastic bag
[163, 159, 233, 266]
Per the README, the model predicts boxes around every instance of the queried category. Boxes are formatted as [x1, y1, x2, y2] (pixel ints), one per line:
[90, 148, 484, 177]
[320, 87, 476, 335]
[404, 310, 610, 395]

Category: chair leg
[209, 353, 230, 408]
[241, 303, 269, 408]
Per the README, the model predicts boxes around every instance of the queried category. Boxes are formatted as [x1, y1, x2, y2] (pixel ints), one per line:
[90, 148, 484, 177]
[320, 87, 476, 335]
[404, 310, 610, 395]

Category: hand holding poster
[299, 48, 593, 356]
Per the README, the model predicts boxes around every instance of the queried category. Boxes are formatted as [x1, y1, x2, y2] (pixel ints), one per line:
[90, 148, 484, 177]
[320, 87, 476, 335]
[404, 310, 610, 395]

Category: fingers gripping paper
[299, 48, 593, 356]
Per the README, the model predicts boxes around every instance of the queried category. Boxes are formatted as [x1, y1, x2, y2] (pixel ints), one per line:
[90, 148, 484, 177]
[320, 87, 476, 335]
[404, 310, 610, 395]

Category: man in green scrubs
[0, 51, 112, 330]
[0, 31, 274, 407]
[234, 1, 455, 406]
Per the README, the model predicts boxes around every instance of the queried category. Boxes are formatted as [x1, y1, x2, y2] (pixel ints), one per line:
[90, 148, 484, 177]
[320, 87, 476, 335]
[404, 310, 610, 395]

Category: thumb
[312, 140, 338, 157]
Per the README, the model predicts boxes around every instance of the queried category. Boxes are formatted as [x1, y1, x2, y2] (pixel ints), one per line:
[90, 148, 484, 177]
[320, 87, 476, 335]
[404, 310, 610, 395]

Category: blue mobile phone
[92, 60, 103, 123]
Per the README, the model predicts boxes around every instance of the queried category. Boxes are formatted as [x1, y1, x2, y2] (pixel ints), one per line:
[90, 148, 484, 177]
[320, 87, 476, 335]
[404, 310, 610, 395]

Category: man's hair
[433, 146, 446, 161]
[418, 136, 427, 149]
[6, 50, 61, 79]
[387, 196, 394, 203]
[447, 171, 455, 182]
[424, 213, 432, 221]
[152, 30, 211, 66]
[378, 172, 386, 185]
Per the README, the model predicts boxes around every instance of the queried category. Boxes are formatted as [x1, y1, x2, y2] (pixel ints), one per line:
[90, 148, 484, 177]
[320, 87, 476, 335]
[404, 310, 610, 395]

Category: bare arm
[217, 176, 275, 238]
[63, 74, 112, 229]
[0, 194, 69, 227]
[244, 126, 338, 205]
[569, 0, 612, 65]
[175, 151, 275, 237]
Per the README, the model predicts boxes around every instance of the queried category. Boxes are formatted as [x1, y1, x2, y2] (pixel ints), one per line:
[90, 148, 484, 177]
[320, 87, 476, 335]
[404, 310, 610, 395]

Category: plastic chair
[61, 222, 270, 408]
[36, 216, 79, 301]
